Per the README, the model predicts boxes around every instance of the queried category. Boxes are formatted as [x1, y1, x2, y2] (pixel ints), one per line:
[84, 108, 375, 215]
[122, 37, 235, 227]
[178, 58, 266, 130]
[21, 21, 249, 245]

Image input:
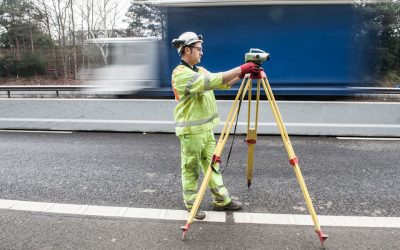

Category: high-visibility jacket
[172, 62, 230, 136]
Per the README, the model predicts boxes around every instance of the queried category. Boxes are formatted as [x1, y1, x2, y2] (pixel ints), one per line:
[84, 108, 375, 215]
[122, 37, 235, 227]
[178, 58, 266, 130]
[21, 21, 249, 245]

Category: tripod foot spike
[315, 230, 328, 246]
[181, 223, 190, 240]
[247, 180, 251, 189]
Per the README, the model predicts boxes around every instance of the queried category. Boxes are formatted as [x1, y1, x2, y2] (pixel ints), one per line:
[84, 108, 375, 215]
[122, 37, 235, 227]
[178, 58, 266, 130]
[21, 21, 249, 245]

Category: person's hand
[251, 68, 265, 79]
[239, 62, 259, 78]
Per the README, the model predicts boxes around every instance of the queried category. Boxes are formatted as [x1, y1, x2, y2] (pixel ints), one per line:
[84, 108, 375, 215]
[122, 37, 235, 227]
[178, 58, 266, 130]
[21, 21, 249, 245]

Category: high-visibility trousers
[178, 129, 231, 208]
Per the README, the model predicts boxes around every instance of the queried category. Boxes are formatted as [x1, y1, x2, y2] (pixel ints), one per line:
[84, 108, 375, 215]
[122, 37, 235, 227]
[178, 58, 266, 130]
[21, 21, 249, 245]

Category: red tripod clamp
[289, 157, 299, 166]
[212, 154, 221, 163]
[246, 139, 257, 145]
[210, 154, 221, 174]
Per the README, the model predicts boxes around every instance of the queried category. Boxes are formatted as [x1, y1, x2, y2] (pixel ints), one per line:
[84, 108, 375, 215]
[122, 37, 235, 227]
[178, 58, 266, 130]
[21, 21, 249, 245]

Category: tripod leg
[246, 79, 261, 188]
[246, 76, 252, 132]
[216, 76, 250, 149]
[260, 76, 328, 246]
[216, 76, 252, 155]
[246, 78, 254, 187]
[255, 78, 261, 134]
[246, 128, 256, 188]
[181, 76, 252, 239]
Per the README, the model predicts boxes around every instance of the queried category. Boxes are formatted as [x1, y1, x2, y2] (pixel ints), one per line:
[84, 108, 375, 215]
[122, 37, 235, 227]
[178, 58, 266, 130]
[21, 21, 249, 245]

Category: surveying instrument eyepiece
[244, 48, 270, 65]
[181, 49, 328, 246]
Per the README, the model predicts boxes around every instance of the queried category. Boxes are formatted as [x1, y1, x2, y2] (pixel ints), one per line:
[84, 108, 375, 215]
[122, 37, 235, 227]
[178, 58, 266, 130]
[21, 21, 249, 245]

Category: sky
[116, 0, 132, 29]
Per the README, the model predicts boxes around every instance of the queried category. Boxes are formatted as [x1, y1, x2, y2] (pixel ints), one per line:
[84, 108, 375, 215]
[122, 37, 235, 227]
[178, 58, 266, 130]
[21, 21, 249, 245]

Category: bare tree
[75, 0, 122, 65]
[69, 0, 77, 78]
[53, 0, 70, 79]
[33, 0, 71, 78]
[32, 0, 125, 78]
[35, 0, 59, 78]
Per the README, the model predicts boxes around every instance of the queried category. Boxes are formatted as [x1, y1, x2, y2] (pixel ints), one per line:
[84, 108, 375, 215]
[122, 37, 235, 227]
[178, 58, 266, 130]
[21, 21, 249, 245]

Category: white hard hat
[171, 32, 203, 55]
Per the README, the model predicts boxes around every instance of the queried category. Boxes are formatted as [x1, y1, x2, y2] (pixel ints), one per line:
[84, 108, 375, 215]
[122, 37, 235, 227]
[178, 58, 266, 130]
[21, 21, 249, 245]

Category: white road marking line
[0, 129, 72, 133]
[336, 137, 400, 141]
[0, 199, 224, 223]
[2, 118, 400, 129]
[0, 118, 174, 124]
[234, 122, 400, 128]
[233, 213, 400, 228]
[1, 199, 400, 228]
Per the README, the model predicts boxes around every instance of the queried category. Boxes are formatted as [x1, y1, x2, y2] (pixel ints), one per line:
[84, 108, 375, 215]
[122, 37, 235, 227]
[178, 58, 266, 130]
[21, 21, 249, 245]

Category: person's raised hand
[251, 67, 265, 79]
[239, 62, 259, 78]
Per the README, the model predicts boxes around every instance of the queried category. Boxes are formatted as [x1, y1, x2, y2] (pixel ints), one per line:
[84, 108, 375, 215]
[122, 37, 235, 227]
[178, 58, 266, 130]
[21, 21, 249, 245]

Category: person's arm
[221, 62, 259, 87]
[221, 67, 241, 87]
[173, 62, 259, 97]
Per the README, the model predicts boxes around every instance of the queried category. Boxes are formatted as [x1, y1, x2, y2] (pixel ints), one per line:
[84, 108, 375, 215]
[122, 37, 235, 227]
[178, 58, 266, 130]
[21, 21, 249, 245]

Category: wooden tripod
[181, 72, 328, 246]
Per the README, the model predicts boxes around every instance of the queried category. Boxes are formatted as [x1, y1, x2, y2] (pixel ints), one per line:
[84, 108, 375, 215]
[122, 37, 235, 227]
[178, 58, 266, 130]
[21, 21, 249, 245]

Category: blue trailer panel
[163, 3, 373, 91]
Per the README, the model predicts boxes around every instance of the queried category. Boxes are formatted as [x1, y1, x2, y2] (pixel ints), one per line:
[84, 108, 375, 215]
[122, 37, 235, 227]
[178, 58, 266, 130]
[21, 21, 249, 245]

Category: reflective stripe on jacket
[172, 64, 230, 136]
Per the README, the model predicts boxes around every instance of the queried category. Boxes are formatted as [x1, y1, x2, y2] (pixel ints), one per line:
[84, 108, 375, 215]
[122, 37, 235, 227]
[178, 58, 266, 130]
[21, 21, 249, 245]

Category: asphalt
[1, 131, 399, 216]
[1, 209, 399, 250]
[0, 131, 399, 249]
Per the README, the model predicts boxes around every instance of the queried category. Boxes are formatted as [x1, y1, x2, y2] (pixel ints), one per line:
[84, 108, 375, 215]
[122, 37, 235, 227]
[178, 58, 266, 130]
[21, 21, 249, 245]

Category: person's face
[187, 42, 203, 65]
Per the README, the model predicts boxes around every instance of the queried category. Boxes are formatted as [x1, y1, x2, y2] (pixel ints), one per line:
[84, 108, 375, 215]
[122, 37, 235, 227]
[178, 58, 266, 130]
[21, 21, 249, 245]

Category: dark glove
[239, 62, 259, 78]
[251, 68, 265, 79]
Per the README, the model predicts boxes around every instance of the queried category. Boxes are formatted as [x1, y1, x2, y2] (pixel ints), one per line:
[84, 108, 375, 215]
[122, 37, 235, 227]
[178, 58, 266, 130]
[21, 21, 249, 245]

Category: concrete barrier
[0, 99, 399, 137]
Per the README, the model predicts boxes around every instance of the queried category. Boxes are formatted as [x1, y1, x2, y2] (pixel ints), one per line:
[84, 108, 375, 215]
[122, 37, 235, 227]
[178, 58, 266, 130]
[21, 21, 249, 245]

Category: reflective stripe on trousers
[179, 130, 231, 208]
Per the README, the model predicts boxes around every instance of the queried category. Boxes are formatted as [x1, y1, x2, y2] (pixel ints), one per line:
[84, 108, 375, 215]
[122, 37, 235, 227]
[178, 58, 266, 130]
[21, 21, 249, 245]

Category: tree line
[0, 0, 399, 86]
[356, 0, 400, 86]
[0, 0, 164, 80]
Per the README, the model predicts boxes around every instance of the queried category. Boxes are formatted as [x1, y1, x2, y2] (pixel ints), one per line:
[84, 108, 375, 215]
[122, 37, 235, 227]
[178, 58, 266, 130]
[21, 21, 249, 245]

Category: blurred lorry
[82, 37, 166, 95]
[83, 0, 379, 97]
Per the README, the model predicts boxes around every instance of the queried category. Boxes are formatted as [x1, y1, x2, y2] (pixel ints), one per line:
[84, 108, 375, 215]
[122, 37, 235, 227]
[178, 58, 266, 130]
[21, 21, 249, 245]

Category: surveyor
[171, 31, 260, 220]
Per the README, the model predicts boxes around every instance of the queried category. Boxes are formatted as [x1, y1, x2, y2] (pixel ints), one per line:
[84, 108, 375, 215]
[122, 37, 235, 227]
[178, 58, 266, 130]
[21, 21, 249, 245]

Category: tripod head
[244, 48, 270, 66]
